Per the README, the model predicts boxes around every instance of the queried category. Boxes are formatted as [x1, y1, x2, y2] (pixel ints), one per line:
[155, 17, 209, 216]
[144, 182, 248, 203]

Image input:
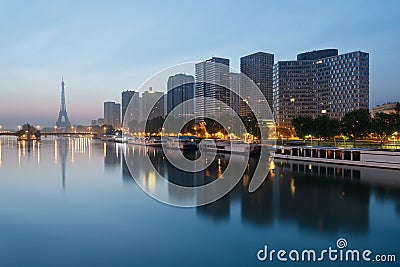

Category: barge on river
[274, 146, 400, 170]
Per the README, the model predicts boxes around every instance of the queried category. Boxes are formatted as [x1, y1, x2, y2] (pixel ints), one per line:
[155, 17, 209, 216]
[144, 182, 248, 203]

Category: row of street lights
[16, 125, 41, 130]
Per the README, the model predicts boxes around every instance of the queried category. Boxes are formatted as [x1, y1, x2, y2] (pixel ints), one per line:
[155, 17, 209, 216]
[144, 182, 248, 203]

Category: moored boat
[165, 136, 201, 151]
[199, 139, 257, 154]
[274, 146, 400, 170]
[145, 136, 166, 147]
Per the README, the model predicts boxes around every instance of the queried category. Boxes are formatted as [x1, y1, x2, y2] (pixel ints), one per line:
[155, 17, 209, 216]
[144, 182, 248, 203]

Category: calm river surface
[0, 137, 399, 267]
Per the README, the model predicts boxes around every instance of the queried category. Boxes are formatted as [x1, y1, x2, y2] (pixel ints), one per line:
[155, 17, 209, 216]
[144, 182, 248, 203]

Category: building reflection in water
[122, 147, 135, 184]
[124, 146, 167, 196]
[240, 156, 275, 226]
[15, 139, 41, 167]
[274, 160, 370, 233]
[0, 139, 2, 168]
[57, 138, 69, 190]
[54, 137, 92, 190]
[104, 142, 122, 171]
[122, 145, 400, 233]
[196, 192, 231, 222]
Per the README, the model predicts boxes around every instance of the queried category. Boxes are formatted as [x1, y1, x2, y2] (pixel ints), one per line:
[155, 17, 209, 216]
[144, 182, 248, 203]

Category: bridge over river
[0, 132, 95, 137]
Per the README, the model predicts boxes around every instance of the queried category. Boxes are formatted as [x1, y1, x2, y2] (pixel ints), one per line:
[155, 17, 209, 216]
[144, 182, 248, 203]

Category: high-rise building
[273, 49, 369, 128]
[167, 74, 195, 118]
[240, 52, 274, 116]
[121, 90, 135, 121]
[104, 101, 121, 128]
[142, 87, 165, 120]
[228, 72, 241, 115]
[195, 57, 230, 118]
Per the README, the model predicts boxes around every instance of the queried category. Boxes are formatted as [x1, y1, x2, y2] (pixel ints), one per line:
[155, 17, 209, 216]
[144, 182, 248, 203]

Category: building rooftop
[297, 49, 339, 60]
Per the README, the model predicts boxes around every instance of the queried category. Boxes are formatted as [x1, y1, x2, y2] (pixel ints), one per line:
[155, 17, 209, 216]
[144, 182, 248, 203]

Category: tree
[276, 127, 292, 138]
[180, 119, 196, 135]
[312, 116, 331, 144]
[310, 116, 341, 145]
[241, 114, 261, 138]
[329, 118, 341, 138]
[341, 109, 371, 145]
[102, 124, 115, 135]
[395, 102, 400, 114]
[292, 116, 314, 139]
[395, 114, 400, 132]
[371, 113, 397, 145]
[145, 116, 165, 135]
[204, 118, 226, 135]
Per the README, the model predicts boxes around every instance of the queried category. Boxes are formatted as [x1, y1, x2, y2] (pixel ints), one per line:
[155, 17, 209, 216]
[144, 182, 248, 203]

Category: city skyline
[1, 0, 400, 127]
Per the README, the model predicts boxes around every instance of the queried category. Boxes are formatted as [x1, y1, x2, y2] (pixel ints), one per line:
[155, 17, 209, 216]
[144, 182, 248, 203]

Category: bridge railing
[0, 132, 95, 136]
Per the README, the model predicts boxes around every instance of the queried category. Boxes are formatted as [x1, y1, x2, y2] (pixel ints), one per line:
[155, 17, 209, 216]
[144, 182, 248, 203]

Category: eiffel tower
[56, 77, 72, 128]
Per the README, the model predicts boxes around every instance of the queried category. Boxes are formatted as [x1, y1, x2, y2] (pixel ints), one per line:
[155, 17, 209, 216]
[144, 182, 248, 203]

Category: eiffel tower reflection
[56, 138, 69, 190]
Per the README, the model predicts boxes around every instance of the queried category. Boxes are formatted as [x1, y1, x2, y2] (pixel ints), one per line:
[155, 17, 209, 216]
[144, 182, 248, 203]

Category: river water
[0, 137, 399, 266]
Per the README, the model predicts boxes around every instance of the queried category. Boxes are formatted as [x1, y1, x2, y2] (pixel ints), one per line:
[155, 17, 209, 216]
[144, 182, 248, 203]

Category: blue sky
[0, 0, 399, 128]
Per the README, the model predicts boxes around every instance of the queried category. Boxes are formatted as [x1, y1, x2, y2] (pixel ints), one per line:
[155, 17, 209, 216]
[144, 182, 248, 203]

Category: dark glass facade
[195, 57, 230, 118]
[274, 50, 369, 128]
[121, 90, 135, 120]
[240, 52, 274, 115]
[166, 74, 195, 118]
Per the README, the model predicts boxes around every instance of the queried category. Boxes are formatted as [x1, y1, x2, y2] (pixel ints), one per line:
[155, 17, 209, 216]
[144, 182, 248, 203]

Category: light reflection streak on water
[148, 170, 156, 193]
[22, 141, 26, 157]
[71, 139, 75, 163]
[290, 178, 295, 196]
[2, 137, 92, 169]
[88, 139, 92, 160]
[54, 139, 58, 164]
[18, 142, 21, 166]
[37, 141, 40, 166]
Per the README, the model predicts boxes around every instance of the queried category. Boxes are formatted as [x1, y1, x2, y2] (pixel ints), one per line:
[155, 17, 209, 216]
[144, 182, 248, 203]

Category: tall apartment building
[142, 87, 165, 121]
[121, 90, 135, 120]
[240, 52, 274, 116]
[167, 73, 195, 118]
[195, 57, 230, 118]
[228, 72, 241, 115]
[122, 90, 141, 127]
[273, 49, 369, 128]
[104, 101, 121, 128]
